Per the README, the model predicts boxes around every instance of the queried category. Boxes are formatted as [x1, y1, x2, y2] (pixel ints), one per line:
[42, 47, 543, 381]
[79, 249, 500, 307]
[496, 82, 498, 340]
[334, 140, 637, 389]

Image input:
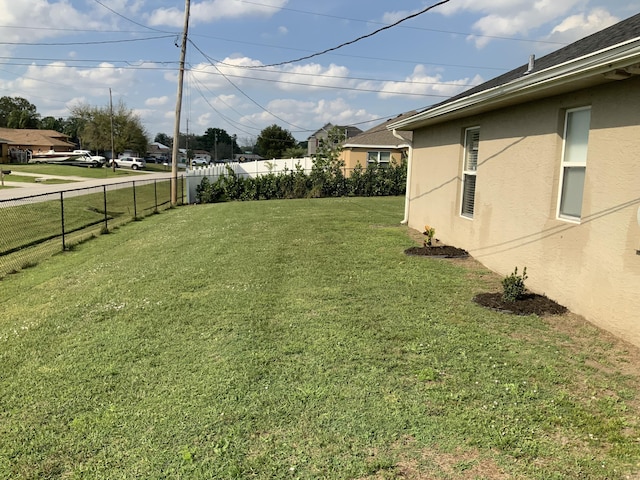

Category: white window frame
[557, 107, 591, 222]
[460, 127, 479, 219]
[367, 151, 391, 166]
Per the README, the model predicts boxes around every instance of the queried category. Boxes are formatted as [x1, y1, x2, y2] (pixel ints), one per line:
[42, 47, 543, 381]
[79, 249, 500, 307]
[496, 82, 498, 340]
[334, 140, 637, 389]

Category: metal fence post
[60, 191, 66, 251]
[132, 181, 137, 219]
[103, 185, 108, 232]
[154, 179, 158, 213]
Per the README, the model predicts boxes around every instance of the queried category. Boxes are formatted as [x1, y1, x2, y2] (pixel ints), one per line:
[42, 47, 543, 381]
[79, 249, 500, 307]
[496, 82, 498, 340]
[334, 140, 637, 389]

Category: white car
[191, 158, 210, 167]
[110, 156, 146, 170]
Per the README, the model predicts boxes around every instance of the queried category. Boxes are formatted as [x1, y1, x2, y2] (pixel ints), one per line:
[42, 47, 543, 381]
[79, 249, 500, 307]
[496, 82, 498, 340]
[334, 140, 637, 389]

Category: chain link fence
[0, 176, 184, 279]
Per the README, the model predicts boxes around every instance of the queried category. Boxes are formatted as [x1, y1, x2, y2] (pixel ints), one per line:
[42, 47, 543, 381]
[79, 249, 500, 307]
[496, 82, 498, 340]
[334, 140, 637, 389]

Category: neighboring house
[389, 13, 640, 347]
[307, 123, 362, 156]
[147, 142, 171, 161]
[0, 138, 12, 164]
[0, 128, 75, 156]
[340, 111, 416, 172]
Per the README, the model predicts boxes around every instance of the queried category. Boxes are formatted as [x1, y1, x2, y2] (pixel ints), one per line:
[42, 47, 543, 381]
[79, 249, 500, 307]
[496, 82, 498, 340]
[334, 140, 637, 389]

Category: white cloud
[377, 65, 483, 99]
[6, 62, 137, 114]
[148, 0, 290, 27]
[190, 57, 357, 95]
[547, 8, 619, 44]
[146, 96, 170, 107]
[434, 0, 586, 47]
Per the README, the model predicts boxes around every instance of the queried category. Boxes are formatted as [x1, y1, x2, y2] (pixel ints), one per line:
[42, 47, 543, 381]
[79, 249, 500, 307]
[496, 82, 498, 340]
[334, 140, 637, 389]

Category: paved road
[0, 170, 177, 202]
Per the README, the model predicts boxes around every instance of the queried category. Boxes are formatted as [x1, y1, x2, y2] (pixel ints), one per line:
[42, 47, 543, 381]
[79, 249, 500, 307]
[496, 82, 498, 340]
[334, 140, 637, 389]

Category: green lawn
[1, 197, 639, 479]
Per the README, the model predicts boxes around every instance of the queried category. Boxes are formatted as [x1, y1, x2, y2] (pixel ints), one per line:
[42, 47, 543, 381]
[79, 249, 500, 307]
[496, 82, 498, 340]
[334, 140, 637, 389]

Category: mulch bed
[473, 292, 567, 316]
[404, 245, 469, 258]
[404, 237, 566, 316]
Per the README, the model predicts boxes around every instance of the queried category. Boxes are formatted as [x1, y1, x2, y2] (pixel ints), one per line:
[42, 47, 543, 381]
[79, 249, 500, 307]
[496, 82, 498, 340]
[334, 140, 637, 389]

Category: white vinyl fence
[185, 157, 314, 203]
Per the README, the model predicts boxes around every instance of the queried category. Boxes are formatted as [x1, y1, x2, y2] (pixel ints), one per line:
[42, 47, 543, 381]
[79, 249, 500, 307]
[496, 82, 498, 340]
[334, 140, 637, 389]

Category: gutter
[392, 129, 412, 225]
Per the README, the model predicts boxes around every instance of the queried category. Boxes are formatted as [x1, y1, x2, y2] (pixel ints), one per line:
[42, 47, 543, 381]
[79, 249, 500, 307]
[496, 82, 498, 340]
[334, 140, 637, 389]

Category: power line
[189, 40, 308, 131]
[91, 0, 174, 34]
[189, 73, 261, 136]
[191, 63, 481, 88]
[239, 0, 452, 68]
[233, 0, 569, 46]
[0, 35, 174, 47]
[188, 66, 459, 98]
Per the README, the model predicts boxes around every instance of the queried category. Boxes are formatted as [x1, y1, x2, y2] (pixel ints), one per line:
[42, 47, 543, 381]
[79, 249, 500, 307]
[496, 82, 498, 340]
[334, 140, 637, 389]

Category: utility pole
[171, 0, 190, 205]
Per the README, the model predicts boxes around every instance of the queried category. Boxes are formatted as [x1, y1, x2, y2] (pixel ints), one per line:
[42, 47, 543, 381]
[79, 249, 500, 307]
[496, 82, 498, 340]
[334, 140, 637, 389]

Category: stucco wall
[407, 77, 640, 346]
[341, 148, 404, 172]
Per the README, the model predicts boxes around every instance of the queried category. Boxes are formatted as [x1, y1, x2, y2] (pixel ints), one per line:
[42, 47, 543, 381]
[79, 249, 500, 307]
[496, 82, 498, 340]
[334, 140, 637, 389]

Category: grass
[0, 197, 639, 479]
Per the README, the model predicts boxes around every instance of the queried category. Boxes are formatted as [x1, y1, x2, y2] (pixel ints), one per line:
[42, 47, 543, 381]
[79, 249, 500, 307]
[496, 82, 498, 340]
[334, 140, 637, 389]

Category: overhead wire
[236, 0, 452, 68]
[0, 35, 175, 47]
[189, 40, 308, 132]
[232, 0, 569, 46]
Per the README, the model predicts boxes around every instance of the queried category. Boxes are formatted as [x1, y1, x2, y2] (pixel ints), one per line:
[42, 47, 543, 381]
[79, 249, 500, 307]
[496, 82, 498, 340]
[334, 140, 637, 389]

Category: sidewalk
[0, 171, 175, 202]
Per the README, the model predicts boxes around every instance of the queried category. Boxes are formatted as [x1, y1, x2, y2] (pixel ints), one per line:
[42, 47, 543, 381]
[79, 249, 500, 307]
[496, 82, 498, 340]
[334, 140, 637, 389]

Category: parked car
[191, 158, 210, 167]
[109, 156, 146, 170]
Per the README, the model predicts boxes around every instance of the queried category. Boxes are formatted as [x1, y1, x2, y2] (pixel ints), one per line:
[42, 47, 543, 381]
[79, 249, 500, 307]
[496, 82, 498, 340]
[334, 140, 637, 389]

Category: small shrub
[502, 266, 528, 302]
[423, 225, 435, 246]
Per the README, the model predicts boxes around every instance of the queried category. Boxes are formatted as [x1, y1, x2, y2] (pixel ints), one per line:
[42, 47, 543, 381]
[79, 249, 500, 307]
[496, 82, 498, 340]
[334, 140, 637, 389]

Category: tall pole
[171, 0, 190, 205]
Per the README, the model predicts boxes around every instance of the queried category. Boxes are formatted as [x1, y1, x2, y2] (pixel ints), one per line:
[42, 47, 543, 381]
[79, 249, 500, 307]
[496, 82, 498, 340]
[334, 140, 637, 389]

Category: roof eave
[389, 38, 640, 131]
[342, 143, 409, 149]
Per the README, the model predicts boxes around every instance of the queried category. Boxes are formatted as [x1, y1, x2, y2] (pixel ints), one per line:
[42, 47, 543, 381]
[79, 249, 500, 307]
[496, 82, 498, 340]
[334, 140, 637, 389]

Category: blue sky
[0, 0, 637, 144]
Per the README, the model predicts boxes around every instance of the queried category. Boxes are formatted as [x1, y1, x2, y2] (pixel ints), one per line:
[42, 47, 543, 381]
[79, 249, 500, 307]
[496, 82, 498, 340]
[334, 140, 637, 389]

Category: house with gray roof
[307, 123, 362, 157]
[389, 13, 640, 347]
[340, 111, 416, 173]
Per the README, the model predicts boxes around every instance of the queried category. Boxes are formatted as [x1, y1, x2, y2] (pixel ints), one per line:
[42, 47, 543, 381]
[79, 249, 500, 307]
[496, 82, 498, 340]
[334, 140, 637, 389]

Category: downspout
[393, 129, 412, 225]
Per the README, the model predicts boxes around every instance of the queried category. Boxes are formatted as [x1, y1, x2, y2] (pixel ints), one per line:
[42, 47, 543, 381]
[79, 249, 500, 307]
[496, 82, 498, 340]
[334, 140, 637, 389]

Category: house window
[558, 107, 590, 221]
[367, 151, 391, 166]
[461, 127, 479, 218]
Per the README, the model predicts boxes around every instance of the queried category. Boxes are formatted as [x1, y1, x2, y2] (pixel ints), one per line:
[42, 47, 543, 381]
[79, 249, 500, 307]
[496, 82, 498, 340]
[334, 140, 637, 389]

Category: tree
[255, 124, 296, 159]
[282, 146, 306, 158]
[70, 100, 148, 156]
[154, 133, 172, 147]
[0, 96, 40, 128]
[63, 116, 86, 146]
[199, 128, 238, 160]
[39, 116, 65, 132]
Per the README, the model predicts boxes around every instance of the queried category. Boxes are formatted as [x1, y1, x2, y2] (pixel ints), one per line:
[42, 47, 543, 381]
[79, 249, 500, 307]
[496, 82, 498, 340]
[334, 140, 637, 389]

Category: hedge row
[196, 161, 407, 203]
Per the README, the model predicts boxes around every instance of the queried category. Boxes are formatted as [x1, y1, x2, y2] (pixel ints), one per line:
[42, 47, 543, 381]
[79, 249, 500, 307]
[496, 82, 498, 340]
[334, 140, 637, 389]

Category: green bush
[196, 157, 407, 203]
[502, 266, 528, 302]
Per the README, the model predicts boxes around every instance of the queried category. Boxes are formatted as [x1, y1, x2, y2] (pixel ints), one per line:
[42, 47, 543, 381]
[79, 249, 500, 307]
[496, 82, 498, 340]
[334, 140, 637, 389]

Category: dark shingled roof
[345, 111, 417, 147]
[432, 12, 640, 109]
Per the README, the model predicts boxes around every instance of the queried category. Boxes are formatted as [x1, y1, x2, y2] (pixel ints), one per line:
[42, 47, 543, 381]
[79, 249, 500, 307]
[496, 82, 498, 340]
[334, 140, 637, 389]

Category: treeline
[196, 160, 407, 203]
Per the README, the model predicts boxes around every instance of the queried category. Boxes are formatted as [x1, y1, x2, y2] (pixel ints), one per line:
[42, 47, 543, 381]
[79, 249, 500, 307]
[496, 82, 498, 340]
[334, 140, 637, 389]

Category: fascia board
[342, 143, 408, 149]
[389, 38, 640, 130]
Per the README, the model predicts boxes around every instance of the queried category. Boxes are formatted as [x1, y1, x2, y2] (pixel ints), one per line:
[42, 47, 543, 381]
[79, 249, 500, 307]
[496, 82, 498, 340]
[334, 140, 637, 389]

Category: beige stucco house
[340, 112, 415, 174]
[389, 13, 640, 347]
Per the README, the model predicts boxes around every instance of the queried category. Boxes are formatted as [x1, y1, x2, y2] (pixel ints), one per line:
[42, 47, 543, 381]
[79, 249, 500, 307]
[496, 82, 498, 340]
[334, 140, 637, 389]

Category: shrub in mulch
[473, 292, 567, 316]
[404, 245, 469, 258]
